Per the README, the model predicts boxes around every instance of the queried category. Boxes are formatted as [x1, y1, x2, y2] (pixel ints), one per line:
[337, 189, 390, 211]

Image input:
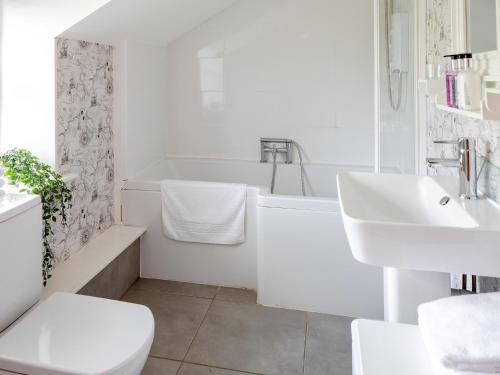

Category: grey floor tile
[122, 289, 211, 360]
[304, 313, 354, 375]
[141, 357, 181, 375]
[179, 363, 256, 375]
[186, 301, 306, 375]
[132, 278, 219, 299]
[215, 287, 257, 304]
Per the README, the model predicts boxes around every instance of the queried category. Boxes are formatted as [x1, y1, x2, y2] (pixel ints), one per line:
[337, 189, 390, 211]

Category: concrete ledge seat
[43, 225, 146, 299]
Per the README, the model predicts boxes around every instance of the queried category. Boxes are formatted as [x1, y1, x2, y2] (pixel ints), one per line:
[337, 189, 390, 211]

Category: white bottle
[457, 53, 481, 111]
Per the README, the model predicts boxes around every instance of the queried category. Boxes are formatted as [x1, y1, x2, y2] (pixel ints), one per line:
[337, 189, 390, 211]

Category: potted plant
[0, 149, 72, 285]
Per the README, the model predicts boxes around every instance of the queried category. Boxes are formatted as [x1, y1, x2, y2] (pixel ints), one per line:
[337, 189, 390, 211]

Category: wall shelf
[435, 104, 482, 119]
[483, 75, 500, 82]
[419, 78, 500, 121]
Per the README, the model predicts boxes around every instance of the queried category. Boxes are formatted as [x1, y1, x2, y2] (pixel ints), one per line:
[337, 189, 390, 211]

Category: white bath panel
[121, 188, 259, 289]
[121, 157, 380, 317]
[257, 199, 384, 319]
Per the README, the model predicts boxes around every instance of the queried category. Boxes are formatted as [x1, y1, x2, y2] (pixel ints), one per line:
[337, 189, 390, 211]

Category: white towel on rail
[418, 291, 500, 373]
[160, 179, 246, 245]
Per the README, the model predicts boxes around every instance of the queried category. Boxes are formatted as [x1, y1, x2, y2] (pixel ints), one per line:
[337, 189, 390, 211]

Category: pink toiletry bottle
[445, 54, 459, 108]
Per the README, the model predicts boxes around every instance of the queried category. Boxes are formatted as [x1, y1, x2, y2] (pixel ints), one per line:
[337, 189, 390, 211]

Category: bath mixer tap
[426, 138, 478, 200]
[260, 138, 293, 164]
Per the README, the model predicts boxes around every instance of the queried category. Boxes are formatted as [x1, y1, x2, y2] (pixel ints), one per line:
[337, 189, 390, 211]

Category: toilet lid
[0, 292, 154, 375]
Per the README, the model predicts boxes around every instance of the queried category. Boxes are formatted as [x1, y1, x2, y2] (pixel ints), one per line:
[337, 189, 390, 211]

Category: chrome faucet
[426, 138, 478, 200]
[260, 138, 293, 164]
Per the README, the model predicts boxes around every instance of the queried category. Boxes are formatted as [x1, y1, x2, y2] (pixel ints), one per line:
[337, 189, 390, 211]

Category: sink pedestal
[384, 268, 451, 324]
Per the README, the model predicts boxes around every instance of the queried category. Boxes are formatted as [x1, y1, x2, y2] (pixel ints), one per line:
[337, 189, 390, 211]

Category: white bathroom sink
[337, 172, 500, 277]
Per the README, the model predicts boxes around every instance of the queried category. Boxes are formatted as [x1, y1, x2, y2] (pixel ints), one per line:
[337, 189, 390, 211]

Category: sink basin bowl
[337, 172, 500, 277]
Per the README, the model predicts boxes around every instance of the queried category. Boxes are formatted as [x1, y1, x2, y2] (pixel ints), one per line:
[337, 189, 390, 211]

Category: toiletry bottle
[457, 53, 481, 111]
[454, 54, 464, 108]
[445, 55, 459, 108]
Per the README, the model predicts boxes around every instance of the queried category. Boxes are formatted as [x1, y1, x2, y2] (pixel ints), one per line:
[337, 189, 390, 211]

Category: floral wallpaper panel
[54, 38, 114, 262]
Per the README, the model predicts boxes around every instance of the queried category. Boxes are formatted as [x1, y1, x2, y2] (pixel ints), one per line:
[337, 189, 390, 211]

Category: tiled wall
[167, 0, 375, 166]
[426, 0, 500, 291]
[125, 41, 169, 179]
[54, 38, 114, 262]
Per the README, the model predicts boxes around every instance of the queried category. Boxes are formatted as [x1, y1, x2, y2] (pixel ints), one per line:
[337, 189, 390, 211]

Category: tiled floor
[121, 279, 353, 375]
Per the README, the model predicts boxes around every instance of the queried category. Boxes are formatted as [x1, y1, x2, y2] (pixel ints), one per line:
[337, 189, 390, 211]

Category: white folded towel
[418, 292, 500, 373]
[160, 179, 246, 245]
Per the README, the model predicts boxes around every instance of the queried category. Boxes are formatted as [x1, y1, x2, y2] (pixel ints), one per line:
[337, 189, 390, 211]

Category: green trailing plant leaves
[0, 149, 73, 286]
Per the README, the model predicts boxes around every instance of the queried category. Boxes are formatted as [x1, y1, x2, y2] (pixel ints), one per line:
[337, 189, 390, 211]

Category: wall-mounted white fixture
[337, 171, 500, 275]
[337, 172, 500, 323]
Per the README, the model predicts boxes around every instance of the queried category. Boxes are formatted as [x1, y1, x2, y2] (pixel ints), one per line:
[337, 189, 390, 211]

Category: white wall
[0, 0, 111, 165]
[60, 0, 238, 47]
[0, 0, 3, 134]
[124, 41, 169, 178]
[60, 0, 241, 181]
[167, 0, 375, 166]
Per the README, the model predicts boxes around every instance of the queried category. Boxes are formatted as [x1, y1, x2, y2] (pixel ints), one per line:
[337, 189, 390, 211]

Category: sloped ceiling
[60, 0, 239, 46]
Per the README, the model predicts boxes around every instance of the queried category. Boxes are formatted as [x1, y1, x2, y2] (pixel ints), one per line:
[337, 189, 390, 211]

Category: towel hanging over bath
[160, 179, 247, 245]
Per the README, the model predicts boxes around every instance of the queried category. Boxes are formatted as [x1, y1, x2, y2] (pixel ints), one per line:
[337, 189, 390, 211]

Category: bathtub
[122, 157, 383, 318]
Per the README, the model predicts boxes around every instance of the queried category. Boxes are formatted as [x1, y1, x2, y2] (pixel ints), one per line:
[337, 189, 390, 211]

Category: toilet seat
[0, 292, 154, 375]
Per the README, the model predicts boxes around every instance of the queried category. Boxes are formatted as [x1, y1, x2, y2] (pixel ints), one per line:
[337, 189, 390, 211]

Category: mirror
[467, 0, 498, 54]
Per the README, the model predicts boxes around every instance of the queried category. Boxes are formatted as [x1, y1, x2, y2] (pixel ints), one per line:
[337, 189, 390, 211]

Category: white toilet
[0, 193, 154, 375]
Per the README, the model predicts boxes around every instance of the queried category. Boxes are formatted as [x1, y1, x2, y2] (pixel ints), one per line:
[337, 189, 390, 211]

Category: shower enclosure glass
[376, 0, 416, 174]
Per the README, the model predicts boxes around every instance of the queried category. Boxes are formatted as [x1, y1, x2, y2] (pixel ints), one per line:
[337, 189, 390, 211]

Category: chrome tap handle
[426, 158, 461, 168]
[433, 139, 461, 145]
[260, 138, 293, 163]
[458, 138, 478, 199]
[428, 137, 478, 200]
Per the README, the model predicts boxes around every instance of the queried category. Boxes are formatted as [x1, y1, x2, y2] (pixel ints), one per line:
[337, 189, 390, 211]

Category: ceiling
[61, 0, 239, 46]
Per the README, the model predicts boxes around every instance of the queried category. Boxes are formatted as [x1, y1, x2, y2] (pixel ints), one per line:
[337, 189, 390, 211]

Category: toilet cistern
[426, 137, 478, 200]
[0, 190, 154, 375]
